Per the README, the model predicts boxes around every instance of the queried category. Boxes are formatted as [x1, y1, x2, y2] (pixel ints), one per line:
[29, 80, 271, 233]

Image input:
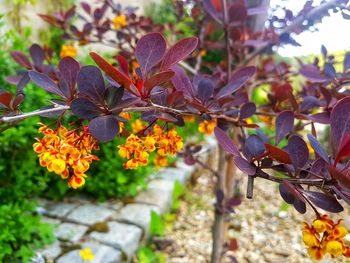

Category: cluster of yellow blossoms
[33, 125, 99, 189]
[60, 44, 77, 58]
[118, 124, 183, 169]
[198, 119, 217, 135]
[302, 215, 350, 261]
[112, 15, 127, 30]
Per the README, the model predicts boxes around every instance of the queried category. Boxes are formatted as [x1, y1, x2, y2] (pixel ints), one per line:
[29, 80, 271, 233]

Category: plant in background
[2, 0, 350, 262]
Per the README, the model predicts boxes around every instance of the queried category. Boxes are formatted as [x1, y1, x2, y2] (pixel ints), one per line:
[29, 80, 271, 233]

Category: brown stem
[211, 147, 227, 263]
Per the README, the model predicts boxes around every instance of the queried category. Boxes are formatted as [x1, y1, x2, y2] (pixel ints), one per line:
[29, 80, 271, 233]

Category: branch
[0, 105, 70, 123]
[240, 0, 345, 66]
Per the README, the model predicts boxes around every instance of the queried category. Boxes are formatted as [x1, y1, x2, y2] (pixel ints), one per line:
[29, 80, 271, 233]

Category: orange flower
[154, 154, 167, 169]
[131, 119, 146, 133]
[33, 125, 99, 188]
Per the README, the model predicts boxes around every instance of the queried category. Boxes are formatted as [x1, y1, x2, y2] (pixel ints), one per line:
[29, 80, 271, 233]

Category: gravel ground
[159, 153, 350, 263]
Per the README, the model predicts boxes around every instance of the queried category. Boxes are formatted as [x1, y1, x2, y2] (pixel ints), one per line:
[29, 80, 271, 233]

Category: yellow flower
[112, 15, 127, 30]
[154, 154, 167, 169]
[199, 50, 207, 57]
[48, 158, 66, 175]
[143, 136, 156, 152]
[302, 231, 319, 247]
[198, 119, 216, 135]
[332, 225, 348, 238]
[60, 44, 77, 58]
[119, 112, 132, 120]
[131, 119, 146, 133]
[68, 175, 86, 189]
[79, 247, 94, 261]
[313, 219, 327, 233]
[307, 247, 324, 261]
[325, 240, 344, 257]
[123, 159, 139, 169]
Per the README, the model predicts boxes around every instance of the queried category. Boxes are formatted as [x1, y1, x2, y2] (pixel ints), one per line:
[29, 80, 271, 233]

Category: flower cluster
[302, 215, 350, 261]
[198, 119, 217, 135]
[112, 15, 127, 30]
[118, 124, 183, 169]
[33, 125, 99, 189]
[132, 119, 146, 133]
[154, 154, 168, 169]
[60, 44, 77, 58]
[118, 134, 156, 169]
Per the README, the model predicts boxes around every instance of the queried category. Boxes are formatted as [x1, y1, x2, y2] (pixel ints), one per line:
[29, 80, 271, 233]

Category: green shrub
[0, 201, 55, 263]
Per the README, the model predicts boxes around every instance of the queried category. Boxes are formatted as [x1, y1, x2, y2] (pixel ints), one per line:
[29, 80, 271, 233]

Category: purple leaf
[59, 57, 80, 94]
[299, 64, 328, 83]
[16, 73, 30, 94]
[214, 127, 240, 156]
[307, 134, 329, 163]
[81, 2, 91, 14]
[233, 156, 256, 175]
[324, 63, 336, 78]
[240, 102, 256, 119]
[160, 37, 198, 70]
[197, 79, 214, 102]
[275, 110, 294, 144]
[308, 112, 330, 124]
[135, 33, 167, 76]
[203, 0, 223, 24]
[89, 115, 119, 142]
[287, 135, 309, 169]
[170, 65, 194, 97]
[71, 98, 102, 119]
[77, 66, 105, 102]
[300, 96, 319, 112]
[293, 198, 307, 214]
[303, 191, 343, 213]
[215, 66, 256, 99]
[29, 44, 45, 66]
[28, 71, 64, 97]
[243, 135, 264, 161]
[344, 52, 350, 72]
[330, 97, 350, 152]
[11, 51, 31, 68]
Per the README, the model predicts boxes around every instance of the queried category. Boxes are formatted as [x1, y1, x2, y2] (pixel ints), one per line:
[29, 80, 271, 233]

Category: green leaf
[150, 211, 165, 237]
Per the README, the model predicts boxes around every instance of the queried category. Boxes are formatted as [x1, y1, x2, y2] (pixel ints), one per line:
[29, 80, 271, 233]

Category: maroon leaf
[59, 56, 80, 94]
[0, 90, 13, 108]
[287, 135, 309, 169]
[89, 115, 119, 142]
[215, 66, 256, 99]
[135, 33, 167, 76]
[160, 37, 198, 70]
[233, 156, 256, 175]
[299, 64, 328, 83]
[264, 144, 292, 164]
[239, 102, 256, 119]
[170, 65, 194, 97]
[275, 110, 294, 144]
[81, 2, 91, 14]
[308, 112, 330, 124]
[71, 98, 102, 119]
[327, 166, 350, 190]
[77, 66, 105, 101]
[116, 55, 129, 75]
[28, 71, 64, 97]
[144, 71, 174, 92]
[214, 127, 240, 156]
[29, 44, 45, 66]
[307, 134, 329, 163]
[279, 181, 306, 214]
[303, 191, 343, 213]
[11, 51, 31, 68]
[330, 97, 350, 152]
[228, 3, 247, 23]
[335, 133, 350, 165]
[90, 52, 132, 88]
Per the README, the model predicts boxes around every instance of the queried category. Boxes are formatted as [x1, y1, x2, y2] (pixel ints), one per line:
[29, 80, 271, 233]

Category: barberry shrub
[2, 0, 350, 262]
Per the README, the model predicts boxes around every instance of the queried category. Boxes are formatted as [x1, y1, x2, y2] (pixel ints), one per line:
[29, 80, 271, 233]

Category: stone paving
[36, 136, 217, 263]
